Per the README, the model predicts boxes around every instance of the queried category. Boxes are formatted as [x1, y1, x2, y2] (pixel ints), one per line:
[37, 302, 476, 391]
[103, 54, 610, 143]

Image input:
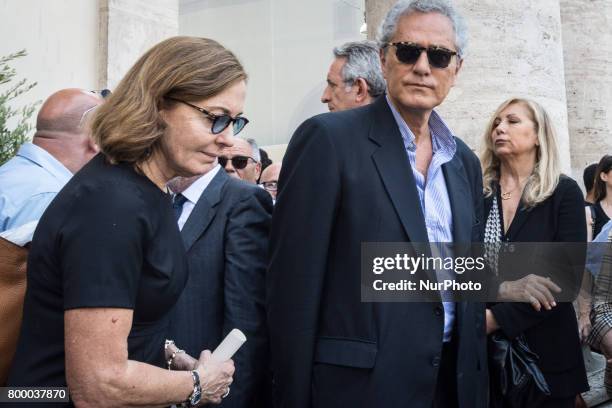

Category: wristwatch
[186, 370, 202, 407]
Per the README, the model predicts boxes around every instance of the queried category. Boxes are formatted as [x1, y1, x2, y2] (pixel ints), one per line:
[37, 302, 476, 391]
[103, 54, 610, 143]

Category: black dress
[593, 201, 611, 238]
[7, 154, 188, 400]
[485, 176, 588, 406]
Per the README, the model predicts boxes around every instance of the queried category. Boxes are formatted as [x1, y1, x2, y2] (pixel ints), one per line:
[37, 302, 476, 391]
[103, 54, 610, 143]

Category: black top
[485, 176, 588, 398]
[8, 154, 188, 392]
[593, 201, 611, 238]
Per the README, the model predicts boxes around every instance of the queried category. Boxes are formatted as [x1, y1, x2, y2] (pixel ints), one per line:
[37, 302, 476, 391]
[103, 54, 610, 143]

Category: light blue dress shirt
[386, 95, 458, 342]
[0, 143, 72, 232]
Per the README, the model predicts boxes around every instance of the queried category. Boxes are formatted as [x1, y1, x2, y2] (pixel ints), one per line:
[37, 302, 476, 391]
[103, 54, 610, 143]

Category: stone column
[365, 0, 572, 174]
[98, 0, 179, 90]
[560, 0, 612, 181]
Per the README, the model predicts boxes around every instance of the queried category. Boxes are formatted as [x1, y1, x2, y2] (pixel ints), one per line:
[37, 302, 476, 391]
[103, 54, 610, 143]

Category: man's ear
[450, 57, 463, 87]
[455, 57, 463, 75]
[88, 137, 100, 153]
[354, 78, 370, 103]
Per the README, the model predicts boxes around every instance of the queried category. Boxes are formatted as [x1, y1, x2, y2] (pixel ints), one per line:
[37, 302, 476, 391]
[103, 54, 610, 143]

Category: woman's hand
[165, 341, 198, 371]
[498, 274, 562, 311]
[195, 350, 235, 405]
[578, 312, 592, 342]
[173, 351, 199, 371]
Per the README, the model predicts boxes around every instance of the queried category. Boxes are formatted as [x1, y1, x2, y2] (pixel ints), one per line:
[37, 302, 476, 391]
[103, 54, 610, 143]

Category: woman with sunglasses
[7, 36, 248, 406]
[481, 98, 588, 407]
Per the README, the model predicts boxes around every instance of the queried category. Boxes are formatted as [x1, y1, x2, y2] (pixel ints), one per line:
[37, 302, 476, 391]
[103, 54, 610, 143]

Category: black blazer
[486, 176, 589, 397]
[168, 169, 273, 408]
[267, 96, 488, 408]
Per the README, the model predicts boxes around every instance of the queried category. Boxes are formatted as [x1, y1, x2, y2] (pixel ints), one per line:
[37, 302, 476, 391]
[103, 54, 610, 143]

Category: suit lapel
[369, 98, 429, 245]
[442, 157, 472, 243]
[181, 169, 228, 251]
[442, 158, 473, 325]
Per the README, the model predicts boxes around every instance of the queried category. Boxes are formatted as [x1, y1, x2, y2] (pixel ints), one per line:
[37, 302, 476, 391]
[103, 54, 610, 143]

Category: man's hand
[498, 274, 561, 311]
[486, 309, 499, 334]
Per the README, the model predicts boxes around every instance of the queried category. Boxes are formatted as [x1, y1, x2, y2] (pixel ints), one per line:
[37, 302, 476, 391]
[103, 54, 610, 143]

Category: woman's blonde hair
[480, 98, 560, 208]
[92, 36, 247, 164]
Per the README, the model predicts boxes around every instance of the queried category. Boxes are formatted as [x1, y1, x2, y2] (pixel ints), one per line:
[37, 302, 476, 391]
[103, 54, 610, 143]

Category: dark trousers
[433, 338, 459, 408]
[532, 396, 575, 408]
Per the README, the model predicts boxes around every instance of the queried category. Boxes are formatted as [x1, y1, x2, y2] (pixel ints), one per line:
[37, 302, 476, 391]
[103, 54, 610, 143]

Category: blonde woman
[482, 98, 588, 408]
[7, 37, 249, 406]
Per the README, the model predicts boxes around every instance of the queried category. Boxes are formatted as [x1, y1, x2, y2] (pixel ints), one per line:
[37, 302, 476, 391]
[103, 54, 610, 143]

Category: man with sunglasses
[267, 1, 487, 408]
[219, 138, 262, 184]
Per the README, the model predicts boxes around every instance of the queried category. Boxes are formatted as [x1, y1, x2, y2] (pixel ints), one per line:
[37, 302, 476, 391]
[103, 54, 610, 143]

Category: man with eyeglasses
[219, 137, 262, 184]
[0, 88, 103, 232]
[267, 1, 487, 408]
[321, 40, 386, 112]
[259, 162, 281, 203]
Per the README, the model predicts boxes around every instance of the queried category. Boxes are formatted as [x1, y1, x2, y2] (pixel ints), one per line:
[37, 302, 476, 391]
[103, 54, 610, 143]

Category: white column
[98, 0, 179, 90]
[560, 0, 612, 181]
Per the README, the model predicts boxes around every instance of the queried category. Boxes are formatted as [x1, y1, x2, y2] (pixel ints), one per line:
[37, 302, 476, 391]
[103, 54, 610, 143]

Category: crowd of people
[0, 0, 611, 407]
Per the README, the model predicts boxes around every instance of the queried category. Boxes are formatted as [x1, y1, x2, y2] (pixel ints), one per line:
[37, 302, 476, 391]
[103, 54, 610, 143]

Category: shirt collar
[17, 143, 73, 182]
[385, 94, 457, 156]
[181, 164, 221, 204]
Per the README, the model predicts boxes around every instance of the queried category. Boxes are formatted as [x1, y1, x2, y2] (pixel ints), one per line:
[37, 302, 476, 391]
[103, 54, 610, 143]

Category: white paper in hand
[211, 329, 247, 361]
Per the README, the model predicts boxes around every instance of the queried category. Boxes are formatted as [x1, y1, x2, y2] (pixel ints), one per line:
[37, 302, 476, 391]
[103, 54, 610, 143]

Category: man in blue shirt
[0, 89, 103, 232]
[267, 1, 487, 407]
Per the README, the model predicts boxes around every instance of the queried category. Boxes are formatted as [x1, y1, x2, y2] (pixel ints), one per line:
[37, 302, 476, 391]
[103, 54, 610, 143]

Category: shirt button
[434, 305, 443, 316]
[432, 355, 441, 367]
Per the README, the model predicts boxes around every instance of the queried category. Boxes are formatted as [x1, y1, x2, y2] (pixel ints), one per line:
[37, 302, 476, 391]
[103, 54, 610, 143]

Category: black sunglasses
[166, 97, 249, 135]
[386, 42, 458, 69]
[218, 155, 257, 170]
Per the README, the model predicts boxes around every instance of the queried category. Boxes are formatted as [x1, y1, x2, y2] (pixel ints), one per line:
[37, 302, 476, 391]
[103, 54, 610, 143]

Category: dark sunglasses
[218, 155, 257, 170]
[166, 97, 249, 135]
[386, 42, 458, 69]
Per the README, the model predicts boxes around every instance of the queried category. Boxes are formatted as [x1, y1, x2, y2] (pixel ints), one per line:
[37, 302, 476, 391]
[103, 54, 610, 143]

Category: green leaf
[0, 49, 40, 165]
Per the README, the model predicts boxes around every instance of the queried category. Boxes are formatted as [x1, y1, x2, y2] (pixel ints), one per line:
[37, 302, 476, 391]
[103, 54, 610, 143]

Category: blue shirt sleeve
[0, 192, 57, 232]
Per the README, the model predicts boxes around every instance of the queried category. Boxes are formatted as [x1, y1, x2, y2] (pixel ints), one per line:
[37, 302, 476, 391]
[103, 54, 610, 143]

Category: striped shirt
[386, 95, 457, 341]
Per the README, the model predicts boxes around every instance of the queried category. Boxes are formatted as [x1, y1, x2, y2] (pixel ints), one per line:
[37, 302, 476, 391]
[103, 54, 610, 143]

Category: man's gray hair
[333, 40, 386, 97]
[246, 138, 261, 162]
[377, 0, 468, 59]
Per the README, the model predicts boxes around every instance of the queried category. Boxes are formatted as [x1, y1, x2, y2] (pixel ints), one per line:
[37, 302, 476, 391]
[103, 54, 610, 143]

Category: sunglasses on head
[166, 97, 249, 135]
[386, 42, 458, 69]
[218, 155, 257, 170]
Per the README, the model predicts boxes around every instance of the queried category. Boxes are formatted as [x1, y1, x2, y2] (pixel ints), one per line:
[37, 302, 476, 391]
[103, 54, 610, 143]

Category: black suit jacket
[487, 176, 589, 397]
[267, 96, 488, 408]
[168, 169, 273, 408]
